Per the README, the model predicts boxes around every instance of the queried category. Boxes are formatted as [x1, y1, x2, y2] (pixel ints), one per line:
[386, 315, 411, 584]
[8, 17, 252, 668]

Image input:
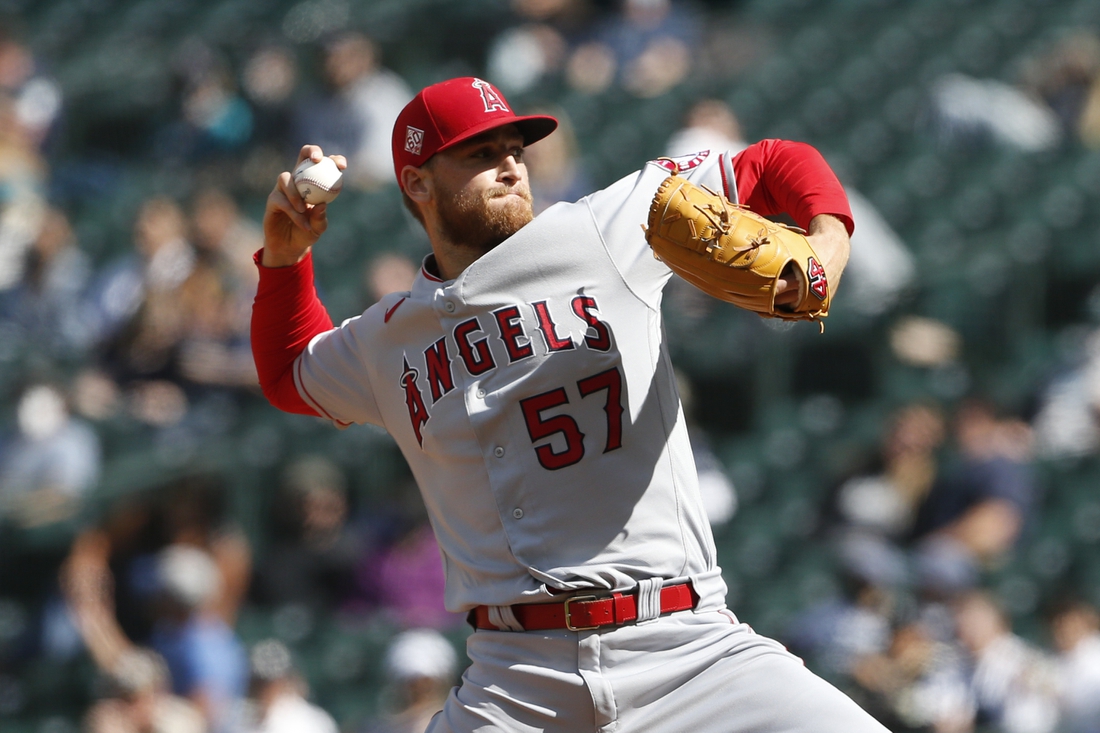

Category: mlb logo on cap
[391, 77, 558, 189]
[405, 126, 424, 156]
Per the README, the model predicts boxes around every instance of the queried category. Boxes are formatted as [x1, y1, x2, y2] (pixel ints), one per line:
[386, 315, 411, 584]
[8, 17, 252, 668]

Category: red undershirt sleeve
[730, 139, 855, 236]
[250, 250, 334, 416]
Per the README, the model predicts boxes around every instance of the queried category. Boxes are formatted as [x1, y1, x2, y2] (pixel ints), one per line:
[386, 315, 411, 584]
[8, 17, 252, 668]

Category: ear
[401, 165, 432, 204]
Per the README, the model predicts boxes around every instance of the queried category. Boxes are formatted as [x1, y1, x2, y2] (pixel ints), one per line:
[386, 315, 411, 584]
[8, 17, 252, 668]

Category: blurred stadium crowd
[4, 0, 1100, 731]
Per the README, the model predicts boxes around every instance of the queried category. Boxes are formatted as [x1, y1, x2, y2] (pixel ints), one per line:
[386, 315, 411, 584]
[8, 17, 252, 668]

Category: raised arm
[251, 146, 345, 415]
[731, 139, 854, 297]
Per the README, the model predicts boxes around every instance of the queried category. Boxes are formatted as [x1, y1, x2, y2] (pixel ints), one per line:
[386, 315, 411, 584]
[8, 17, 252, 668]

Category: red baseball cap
[391, 77, 558, 190]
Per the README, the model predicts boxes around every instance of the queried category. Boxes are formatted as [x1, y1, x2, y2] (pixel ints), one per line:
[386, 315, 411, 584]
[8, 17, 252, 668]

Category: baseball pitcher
[251, 77, 887, 732]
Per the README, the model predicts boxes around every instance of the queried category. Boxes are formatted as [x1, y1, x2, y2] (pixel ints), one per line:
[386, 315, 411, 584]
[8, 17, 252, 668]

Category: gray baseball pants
[428, 608, 890, 732]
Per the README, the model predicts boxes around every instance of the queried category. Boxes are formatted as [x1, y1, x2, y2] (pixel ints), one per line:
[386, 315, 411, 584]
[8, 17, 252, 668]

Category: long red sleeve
[250, 250, 334, 416]
[731, 139, 854, 236]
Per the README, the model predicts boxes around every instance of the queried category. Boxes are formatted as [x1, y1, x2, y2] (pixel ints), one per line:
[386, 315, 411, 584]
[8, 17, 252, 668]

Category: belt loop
[635, 578, 663, 625]
[488, 605, 525, 631]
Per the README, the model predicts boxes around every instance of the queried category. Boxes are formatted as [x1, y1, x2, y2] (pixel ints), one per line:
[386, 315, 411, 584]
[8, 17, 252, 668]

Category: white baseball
[293, 156, 344, 204]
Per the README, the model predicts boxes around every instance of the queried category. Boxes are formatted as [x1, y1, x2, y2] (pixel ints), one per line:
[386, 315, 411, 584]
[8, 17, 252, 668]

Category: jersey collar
[412, 253, 451, 299]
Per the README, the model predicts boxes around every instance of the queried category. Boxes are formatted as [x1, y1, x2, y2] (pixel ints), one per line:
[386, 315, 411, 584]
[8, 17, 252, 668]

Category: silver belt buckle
[563, 595, 600, 631]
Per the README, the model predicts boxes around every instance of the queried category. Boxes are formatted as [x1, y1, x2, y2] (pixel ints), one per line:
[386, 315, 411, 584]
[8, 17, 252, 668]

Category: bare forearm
[807, 213, 851, 292]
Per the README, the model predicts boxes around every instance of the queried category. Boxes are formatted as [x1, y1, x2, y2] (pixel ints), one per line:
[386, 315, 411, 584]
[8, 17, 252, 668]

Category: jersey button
[476, 389, 486, 399]
[494, 446, 505, 458]
[512, 508, 524, 519]
[443, 300, 456, 313]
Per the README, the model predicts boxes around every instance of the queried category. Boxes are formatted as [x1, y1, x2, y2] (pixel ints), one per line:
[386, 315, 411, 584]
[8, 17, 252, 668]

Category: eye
[512, 147, 525, 161]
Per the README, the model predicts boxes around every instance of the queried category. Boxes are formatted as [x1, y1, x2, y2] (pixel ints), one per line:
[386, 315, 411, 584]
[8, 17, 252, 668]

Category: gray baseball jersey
[293, 149, 735, 613]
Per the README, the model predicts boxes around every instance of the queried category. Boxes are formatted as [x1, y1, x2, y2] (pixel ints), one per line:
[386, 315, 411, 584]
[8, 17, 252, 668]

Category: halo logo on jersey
[807, 256, 828, 300]
[401, 356, 430, 446]
[405, 126, 425, 155]
[649, 150, 710, 174]
[472, 78, 509, 113]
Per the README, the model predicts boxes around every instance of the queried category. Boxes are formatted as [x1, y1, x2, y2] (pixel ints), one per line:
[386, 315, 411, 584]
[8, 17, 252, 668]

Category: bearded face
[434, 181, 534, 256]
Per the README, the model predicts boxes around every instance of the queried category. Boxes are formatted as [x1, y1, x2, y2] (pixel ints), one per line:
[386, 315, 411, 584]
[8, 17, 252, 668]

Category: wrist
[260, 244, 312, 268]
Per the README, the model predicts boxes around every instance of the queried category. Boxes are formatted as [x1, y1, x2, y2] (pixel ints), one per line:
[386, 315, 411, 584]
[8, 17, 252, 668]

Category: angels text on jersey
[399, 293, 621, 470]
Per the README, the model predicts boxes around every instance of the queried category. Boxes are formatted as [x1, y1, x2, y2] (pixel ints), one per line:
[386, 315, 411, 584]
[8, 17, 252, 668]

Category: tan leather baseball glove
[645, 174, 831, 325]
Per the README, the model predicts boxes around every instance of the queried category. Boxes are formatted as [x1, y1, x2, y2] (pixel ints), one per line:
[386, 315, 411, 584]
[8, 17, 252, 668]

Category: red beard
[436, 184, 534, 256]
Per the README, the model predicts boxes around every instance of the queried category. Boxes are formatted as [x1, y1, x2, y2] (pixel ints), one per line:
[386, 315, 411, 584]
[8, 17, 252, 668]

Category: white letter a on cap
[472, 78, 509, 113]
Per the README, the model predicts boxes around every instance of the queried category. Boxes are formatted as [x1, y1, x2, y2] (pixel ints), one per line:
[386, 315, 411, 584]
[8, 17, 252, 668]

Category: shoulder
[364, 290, 414, 328]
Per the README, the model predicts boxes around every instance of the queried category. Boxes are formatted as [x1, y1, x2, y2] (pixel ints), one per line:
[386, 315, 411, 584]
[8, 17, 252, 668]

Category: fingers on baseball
[297, 144, 325, 166]
[309, 203, 329, 235]
[329, 154, 348, 170]
[276, 171, 308, 214]
[269, 178, 312, 232]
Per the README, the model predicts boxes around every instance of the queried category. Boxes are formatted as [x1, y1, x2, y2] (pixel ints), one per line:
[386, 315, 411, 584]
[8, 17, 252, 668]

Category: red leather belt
[471, 583, 699, 632]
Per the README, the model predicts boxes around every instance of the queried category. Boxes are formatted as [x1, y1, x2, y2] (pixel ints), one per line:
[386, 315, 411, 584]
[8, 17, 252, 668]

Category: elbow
[255, 359, 321, 417]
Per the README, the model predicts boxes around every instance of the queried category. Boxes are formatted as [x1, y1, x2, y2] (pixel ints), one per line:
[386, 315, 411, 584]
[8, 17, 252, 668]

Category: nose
[498, 152, 521, 185]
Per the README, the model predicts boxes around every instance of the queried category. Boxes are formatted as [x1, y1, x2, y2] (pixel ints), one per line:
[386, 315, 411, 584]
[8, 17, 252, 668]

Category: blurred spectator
[83, 195, 250, 423]
[953, 591, 1060, 733]
[1032, 329, 1100, 459]
[365, 629, 457, 733]
[1081, 76, 1100, 148]
[190, 189, 261, 299]
[848, 615, 973, 732]
[1, 206, 92, 357]
[523, 108, 591, 215]
[565, 39, 617, 95]
[363, 520, 462, 630]
[242, 640, 336, 733]
[840, 189, 917, 317]
[0, 31, 63, 149]
[929, 73, 1062, 152]
[241, 46, 299, 152]
[358, 482, 462, 630]
[182, 69, 252, 154]
[567, 0, 698, 97]
[785, 576, 894, 679]
[664, 98, 745, 158]
[889, 317, 962, 369]
[63, 542, 199, 728]
[147, 544, 248, 733]
[0, 93, 47, 294]
[176, 189, 261, 388]
[65, 535, 248, 732]
[253, 456, 360, 612]
[1051, 599, 1100, 733]
[64, 478, 251, 646]
[293, 33, 412, 188]
[70, 367, 124, 422]
[158, 43, 252, 160]
[830, 403, 946, 589]
[665, 99, 916, 317]
[1020, 32, 1100, 142]
[83, 648, 206, 733]
[86, 197, 195, 376]
[911, 402, 1035, 596]
[486, 0, 595, 94]
[0, 382, 100, 528]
